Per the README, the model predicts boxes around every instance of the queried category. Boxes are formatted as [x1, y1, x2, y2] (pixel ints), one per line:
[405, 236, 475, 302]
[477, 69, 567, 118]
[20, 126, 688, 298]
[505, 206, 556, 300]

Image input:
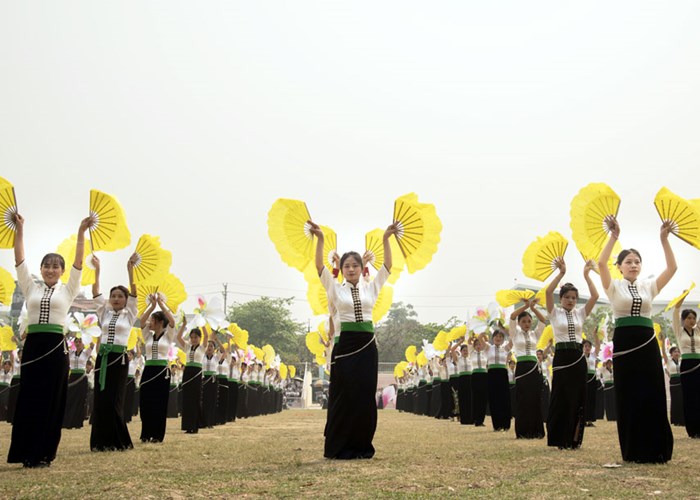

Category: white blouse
[470, 349, 488, 370]
[1, 369, 12, 384]
[230, 365, 241, 381]
[128, 358, 137, 377]
[666, 358, 681, 376]
[70, 348, 92, 371]
[319, 266, 389, 325]
[601, 368, 614, 383]
[218, 358, 229, 377]
[549, 306, 587, 343]
[457, 352, 472, 373]
[484, 342, 509, 366]
[142, 326, 175, 361]
[510, 319, 545, 357]
[94, 294, 138, 347]
[672, 308, 698, 354]
[202, 354, 218, 374]
[16, 260, 81, 329]
[182, 340, 205, 364]
[604, 278, 658, 319]
[586, 352, 598, 373]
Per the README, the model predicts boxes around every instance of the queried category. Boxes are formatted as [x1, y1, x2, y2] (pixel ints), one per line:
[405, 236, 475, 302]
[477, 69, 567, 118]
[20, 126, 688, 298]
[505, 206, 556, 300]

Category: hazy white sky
[2, 2, 700, 327]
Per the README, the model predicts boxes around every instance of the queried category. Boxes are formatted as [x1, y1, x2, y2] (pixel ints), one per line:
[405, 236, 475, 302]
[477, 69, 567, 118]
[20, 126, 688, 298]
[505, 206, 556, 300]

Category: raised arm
[127, 252, 137, 297]
[155, 293, 176, 330]
[382, 223, 399, 272]
[176, 315, 188, 349]
[545, 258, 566, 314]
[92, 255, 101, 298]
[139, 294, 157, 327]
[530, 299, 547, 325]
[656, 221, 677, 293]
[598, 215, 620, 291]
[511, 300, 532, 321]
[582, 260, 599, 316]
[672, 295, 685, 336]
[74, 216, 95, 270]
[12, 213, 25, 265]
[307, 220, 325, 275]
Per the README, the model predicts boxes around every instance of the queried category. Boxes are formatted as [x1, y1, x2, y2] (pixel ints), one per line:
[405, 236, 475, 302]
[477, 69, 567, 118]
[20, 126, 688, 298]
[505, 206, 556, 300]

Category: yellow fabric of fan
[305, 275, 329, 316]
[133, 234, 172, 284]
[289, 365, 297, 378]
[394, 361, 409, 377]
[536, 325, 554, 350]
[416, 351, 428, 367]
[267, 199, 315, 272]
[56, 234, 96, 286]
[372, 284, 393, 323]
[279, 363, 288, 379]
[665, 282, 695, 312]
[447, 325, 467, 342]
[405, 345, 417, 363]
[522, 231, 568, 281]
[0, 325, 17, 351]
[305, 331, 326, 356]
[136, 273, 187, 316]
[570, 183, 620, 257]
[127, 328, 141, 350]
[433, 331, 449, 352]
[0, 266, 16, 305]
[580, 240, 624, 280]
[227, 323, 249, 350]
[495, 289, 535, 308]
[89, 189, 131, 252]
[392, 193, 442, 273]
[654, 187, 700, 248]
[365, 228, 405, 284]
[0, 176, 18, 249]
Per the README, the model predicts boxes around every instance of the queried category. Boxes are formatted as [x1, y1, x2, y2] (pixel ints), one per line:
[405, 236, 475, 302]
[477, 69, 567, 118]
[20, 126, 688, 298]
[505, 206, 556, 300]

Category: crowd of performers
[1, 213, 287, 468]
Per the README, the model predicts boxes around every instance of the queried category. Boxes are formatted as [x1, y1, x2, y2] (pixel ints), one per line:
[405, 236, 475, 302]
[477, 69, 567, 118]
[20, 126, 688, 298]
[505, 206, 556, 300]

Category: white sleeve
[65, 265, 83, 300]
[14, 260, 35, 298]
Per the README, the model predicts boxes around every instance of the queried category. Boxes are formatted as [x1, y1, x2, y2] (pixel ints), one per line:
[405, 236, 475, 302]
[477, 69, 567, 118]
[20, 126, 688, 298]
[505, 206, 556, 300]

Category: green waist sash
[682, 353, 700, 360]
[70, 369, 85, 375]
[98, 344, 127, 391]
[615, 317, 653, 328]
[670, 373, 681, 378]
[459, 371, 472, 376]
[516, 355, 537, 363]
[186, 362, 202, 368]
[203, 371, 217, 376]
[489, 364, 506, 369]
[28, 324, 64, 334]
[340, 321, 374, 333]
[145, 359, 168, 367]
[604, 381, 614, 385]
[472, 368, 487, 374]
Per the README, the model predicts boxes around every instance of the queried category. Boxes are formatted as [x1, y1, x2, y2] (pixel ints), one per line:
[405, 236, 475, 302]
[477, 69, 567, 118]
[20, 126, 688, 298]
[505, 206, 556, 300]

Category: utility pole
[222, 283, 228, 314]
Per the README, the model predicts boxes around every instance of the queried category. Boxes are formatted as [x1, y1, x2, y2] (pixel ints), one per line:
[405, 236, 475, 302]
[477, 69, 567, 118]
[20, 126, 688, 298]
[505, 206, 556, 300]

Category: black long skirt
[181, 366, 202, 432]
[167, 384, 179, 418]
[227, 380, 238, 422]
[132, 388, 140, 417]
[514, 361, 544, 438]
[6, 377, 20, 423]
[237, 384, 248, 419]
[8, 332, 68, 465]
[487, 369, 511, 431]
[510, 383, 517, 417]
[201, 375, 218, 427]
[216, 377, 228, 424]
[595, 383, 605, 420]
[324, 331, 378, 459]
[471, 372, 488, 426]
[90, 352, 132, 451]
[584, 373, 598, 423]
[0, 383, 9, 421]
[416, 381, 429, 416]
[62, 373, 87, 429]
[457, 374, 473, 424]
[247, 384, 260, 417]
[430, 381, 441, 418]
[613, 324, 673, 463]
[123, 377, 135, 423]
[546, 349, 586, 449]
[604, 383, 617, 421]
[540, 378, 550, 422]
[681, 358, 700, 438]
[139, 364, 169, 443]
[447, 378, 458, 418]
[669, 378, 684, 426]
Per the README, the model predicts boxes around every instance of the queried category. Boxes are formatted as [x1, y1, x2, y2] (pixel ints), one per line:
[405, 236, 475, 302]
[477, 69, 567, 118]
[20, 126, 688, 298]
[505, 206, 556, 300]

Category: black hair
[151, 311, 170, 328]
[669, 346, 680, 355]
[189, 328, 202, 338]
[339, 251, 363, 270]
[41, 253, 65, 270]
[517, 311, 532, 322]
[110, 285, 130, 299]
[559, 283, 579, 299]
[492, 329, 504, 340]
[681, 309, 697, 321]
[582, 339, 592, 348]
[616, 248, 642, 266]
[460, 344, 469, 351]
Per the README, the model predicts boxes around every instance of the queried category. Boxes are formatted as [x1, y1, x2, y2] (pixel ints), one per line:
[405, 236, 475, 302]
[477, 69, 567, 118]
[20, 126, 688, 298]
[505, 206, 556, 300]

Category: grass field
[0, 410, 698, 498]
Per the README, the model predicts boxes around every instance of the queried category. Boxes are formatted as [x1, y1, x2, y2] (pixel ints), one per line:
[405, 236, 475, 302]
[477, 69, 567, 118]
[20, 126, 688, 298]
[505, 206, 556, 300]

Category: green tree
[226, 297, 306, 365]
[375, 302, 459, 363]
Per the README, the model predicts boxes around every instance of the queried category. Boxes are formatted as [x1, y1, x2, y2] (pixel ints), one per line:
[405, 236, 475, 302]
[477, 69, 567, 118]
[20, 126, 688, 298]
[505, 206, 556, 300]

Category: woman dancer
[138, 293, 176, 443]
[63, 336, 93, 429]
[176, 321, 207, 434]
[544, 258, 598, 449]
[470, 335, 488, 427]
[661, 346, 683, 426]
[482, 326, 512, 432]
[509, 299, 547, 439]
[8, 213, 92, 467]
[90, 254, 138, 451]
[600, 360, 616, 421]
[672, 297, 700, 438]
[200, 339, 219, 428]
[453, 342, 473, 425]
[598, 216, 675, 463]
[310, 220, 397, 459]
